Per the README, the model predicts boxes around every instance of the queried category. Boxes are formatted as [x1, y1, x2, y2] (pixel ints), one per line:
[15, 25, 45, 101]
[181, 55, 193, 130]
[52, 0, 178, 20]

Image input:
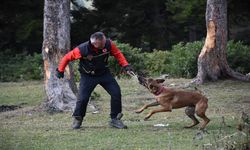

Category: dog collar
[154, 86, 164, 96]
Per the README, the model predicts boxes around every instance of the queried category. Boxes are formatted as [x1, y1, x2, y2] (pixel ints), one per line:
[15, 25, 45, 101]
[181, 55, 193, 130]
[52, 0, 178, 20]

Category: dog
[136, 76, 210, 130]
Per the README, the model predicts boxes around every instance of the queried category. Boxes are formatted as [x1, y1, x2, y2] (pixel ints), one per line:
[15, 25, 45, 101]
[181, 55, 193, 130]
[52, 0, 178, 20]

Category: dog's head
[138, 76, 165, 94]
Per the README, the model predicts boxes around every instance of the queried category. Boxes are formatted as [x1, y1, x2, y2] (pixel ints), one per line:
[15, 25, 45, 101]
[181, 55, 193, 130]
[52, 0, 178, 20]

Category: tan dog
[136, 76, 210, 129]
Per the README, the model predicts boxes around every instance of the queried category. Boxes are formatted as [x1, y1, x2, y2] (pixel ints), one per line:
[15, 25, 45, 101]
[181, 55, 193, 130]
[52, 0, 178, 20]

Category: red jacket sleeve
[110, 41, 129, 67]
[58, 47, 82, 72]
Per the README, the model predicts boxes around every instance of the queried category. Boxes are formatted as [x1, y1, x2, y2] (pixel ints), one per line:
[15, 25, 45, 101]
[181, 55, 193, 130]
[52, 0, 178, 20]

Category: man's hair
[90, 32, 105, 44]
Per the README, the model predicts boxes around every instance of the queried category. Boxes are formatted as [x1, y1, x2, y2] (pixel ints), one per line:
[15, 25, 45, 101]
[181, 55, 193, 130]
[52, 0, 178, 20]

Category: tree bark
[193, 0, 250, 84]
[42, 0, 78, 111]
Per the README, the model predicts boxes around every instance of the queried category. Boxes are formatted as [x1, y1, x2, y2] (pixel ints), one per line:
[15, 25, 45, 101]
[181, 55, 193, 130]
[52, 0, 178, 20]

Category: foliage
[72, 0, 205, 52]
[160, 40, 250, 78]
[108, 41, 146, 77]
[0, 0, 43, 54]
[0, 50, 43, 82]
[228, 0, 250, 44]
[227, 40, 250, 74]
[1, 0, 250, 56]
[167, 41, 203, 78]
[166, 0, 206, 42]
[72, 60, 81, 82]
[1, 40, 250, 81]
[143, 50, 171, 76]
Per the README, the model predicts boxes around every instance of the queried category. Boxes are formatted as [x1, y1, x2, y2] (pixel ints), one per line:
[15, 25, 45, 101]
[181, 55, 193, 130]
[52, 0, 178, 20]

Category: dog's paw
[184, 126, 193, 129]
[184, 122, 199, 129]
[135, 109, 143, 114]
[144, 117, 150, 121]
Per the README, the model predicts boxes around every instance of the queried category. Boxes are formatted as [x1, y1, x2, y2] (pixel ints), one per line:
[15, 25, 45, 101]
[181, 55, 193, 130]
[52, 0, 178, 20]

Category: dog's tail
[194, 87, 203, 94]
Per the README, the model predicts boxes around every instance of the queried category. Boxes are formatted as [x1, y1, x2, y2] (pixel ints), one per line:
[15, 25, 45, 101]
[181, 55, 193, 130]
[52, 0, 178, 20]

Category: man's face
[92, 38, 106, 49]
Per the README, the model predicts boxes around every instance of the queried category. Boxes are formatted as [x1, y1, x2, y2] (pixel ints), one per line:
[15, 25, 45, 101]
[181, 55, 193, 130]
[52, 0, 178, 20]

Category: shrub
[143, 50, 171, 76]
[0, 50, 43, 81]
[168, 41, 203, 78]
[227, 40, 250, 74]
[72, 60, 81, 82]
[166, 40, 250, 78]
[1, 40, 250, 81]
[108, 41, 146, 77]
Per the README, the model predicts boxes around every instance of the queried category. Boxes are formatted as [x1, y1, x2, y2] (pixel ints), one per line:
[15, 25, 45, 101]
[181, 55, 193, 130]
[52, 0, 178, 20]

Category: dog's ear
[155, 79, 165, 84]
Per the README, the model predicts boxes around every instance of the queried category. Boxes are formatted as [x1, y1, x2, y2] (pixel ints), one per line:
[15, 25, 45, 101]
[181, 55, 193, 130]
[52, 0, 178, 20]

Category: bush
[227, 40, 250, 74]
[108, 41, 146, 77]
[143, 50, 171, 76]
[167, 41, 203, 78]
[72, 60, 81, 82]
[1, 40, 250, 82]
[0, 50, 43, 82]
[166, 40, 250, 78]
[109, 42, 171, 77]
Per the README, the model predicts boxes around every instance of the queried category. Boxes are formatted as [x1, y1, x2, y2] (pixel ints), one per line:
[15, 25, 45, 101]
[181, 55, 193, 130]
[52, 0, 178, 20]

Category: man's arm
[110, 41, 129, 67]
[57, 47, 82, 72]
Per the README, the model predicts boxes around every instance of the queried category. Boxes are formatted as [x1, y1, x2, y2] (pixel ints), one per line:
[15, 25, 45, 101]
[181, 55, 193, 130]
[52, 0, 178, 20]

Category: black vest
[78, 40, 111, 75]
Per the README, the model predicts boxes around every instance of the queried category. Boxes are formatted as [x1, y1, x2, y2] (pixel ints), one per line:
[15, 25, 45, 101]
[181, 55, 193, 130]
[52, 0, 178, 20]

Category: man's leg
[72, 74, 97, 129]
[100, 73, 122, 119]
[100, 72, 127, 129]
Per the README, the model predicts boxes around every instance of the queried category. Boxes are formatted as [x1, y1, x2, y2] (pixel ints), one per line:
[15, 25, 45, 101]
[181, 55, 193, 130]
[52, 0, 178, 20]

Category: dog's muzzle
[138, 76, 148, 88]
[127, 71, 148, 88]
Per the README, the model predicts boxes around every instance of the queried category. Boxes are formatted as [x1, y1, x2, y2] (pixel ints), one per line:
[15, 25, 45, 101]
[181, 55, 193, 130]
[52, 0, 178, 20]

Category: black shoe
[109, 113, 127, 129]
[72, 116, 83, 129]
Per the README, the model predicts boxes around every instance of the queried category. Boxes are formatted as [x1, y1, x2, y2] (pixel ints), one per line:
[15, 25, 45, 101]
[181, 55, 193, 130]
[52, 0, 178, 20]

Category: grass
[0, 78, 250, 150]
[0, 81, 44, 106]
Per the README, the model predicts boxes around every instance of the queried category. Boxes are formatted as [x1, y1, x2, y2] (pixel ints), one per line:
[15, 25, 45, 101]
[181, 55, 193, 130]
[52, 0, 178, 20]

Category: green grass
[0, 79, 250, 150]
[0, 81, 44, 106]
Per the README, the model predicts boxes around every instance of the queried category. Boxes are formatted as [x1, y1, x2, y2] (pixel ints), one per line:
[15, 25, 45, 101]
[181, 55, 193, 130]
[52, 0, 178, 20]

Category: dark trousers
[72, 71, 122, 119]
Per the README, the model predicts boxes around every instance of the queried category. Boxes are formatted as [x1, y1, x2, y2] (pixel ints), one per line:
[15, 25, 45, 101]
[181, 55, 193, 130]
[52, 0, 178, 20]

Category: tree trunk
[193, 0, 250, 84]
[42, 0, 78, 111]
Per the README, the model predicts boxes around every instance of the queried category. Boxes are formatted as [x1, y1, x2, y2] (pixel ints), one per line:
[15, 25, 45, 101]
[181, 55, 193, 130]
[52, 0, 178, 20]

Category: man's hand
[56, 68, 64, 79]
[122, 65, 134, 74]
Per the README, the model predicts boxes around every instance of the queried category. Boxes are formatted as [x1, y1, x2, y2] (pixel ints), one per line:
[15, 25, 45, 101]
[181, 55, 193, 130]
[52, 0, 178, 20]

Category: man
[56, 32, 133, 129]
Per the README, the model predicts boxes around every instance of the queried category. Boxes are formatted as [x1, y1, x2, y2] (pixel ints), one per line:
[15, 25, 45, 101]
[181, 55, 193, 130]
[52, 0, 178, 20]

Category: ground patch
[0, 105, 22, 113]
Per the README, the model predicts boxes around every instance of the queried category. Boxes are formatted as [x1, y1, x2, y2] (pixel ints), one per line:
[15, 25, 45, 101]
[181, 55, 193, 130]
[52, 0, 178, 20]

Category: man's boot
[72, 116, 83, 129]
[109, 113, 127, 129]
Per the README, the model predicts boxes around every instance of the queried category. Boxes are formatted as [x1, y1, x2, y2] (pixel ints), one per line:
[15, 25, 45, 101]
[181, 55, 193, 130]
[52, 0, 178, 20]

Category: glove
[122, 65, 134, 74]
[56, 68, 64, 79]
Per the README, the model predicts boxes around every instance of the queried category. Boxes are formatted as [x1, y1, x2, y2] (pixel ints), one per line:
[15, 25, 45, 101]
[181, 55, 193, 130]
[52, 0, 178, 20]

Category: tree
[71, 0, 173, 51]
[228, 0, 250, 43]
[0, 0, 43, 54]
[166, 0, 206, 42]
[42, 0, 78, 111]
[194, 0, 250, 84]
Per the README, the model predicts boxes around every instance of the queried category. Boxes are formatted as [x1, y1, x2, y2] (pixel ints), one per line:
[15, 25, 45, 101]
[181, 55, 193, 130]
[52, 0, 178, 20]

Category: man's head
[90, 32, 106, 49]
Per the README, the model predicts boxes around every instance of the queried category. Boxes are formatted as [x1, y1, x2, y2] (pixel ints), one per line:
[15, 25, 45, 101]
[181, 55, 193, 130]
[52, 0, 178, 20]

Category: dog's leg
[195, 101, 210, 130]
[144, 107, 171, 121]
[184, 106, 200, 128]
[197, 112, 210, 130]
[135, 101, 159, 114]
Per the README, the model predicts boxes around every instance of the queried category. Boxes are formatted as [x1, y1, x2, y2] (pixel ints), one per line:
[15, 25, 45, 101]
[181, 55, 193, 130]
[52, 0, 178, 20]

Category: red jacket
[58, 41, 128, 72]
